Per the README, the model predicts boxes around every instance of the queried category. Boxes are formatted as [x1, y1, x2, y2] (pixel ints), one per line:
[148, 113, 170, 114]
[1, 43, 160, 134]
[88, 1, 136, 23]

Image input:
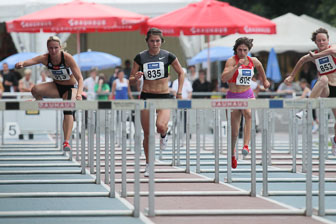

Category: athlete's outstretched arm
[284, 54, 312, 85]
[309, 44, 336, 59]
[15, 55, 46, 69]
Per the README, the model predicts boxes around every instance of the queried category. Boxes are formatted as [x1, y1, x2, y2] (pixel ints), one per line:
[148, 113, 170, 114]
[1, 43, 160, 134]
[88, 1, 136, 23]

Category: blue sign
[242, 70, 252, 76]
[147, 63, 160, 69]
[319, 57, 329, 64]
[52, 70, 63, 75]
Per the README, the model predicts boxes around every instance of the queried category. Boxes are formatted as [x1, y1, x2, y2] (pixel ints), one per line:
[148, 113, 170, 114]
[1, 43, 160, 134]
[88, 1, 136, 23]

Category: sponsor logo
[20, 21, 52, 28]
[38, 102, 75, 109]
[319, 57, 330, 64]
[68, 19, 106, 27]
[52, 70, 63, 75]
[147, 63, 160, 69]
[159, 57, 165, 60]
[211, 100, 248, 108]
[242, 70, 252, 76]
[190, 27, 228, 34]
[121, 18, 146, 25]
[243, 26, 272, 34]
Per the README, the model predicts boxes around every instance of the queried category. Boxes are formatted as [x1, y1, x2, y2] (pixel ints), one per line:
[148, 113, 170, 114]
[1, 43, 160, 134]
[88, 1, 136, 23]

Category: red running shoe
[242, 145, 249, 156]
[63, 141, 71, 151]
[231, 156, 237, 169]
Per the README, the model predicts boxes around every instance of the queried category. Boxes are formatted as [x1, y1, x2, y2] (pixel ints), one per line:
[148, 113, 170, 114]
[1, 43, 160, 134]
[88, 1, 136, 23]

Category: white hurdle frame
[3, 98, 335, 218]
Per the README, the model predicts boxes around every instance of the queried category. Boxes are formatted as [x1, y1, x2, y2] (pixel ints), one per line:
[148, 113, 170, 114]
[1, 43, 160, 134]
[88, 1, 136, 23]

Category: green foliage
[317, 0, 336, 26]
[222, 0, 336, 26]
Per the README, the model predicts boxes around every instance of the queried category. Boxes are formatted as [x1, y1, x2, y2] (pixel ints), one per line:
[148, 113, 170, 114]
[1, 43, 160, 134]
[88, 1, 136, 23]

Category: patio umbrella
[73, 51, 122, 71]
[144, 0, 276, 81]
[6, 0, 148, 33]
[6, 0, 148, 56]
[187, 47, 234, 65]
[0, 52, 39, 70]
[266, 48, 282, 83]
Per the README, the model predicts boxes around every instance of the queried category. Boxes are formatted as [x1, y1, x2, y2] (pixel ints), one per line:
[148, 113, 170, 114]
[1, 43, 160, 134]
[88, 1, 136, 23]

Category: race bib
[50, 69, 71, 81]
[143, 62, 164, 80]
[236, 68, 253, 85]
[315, 55, 336, 74]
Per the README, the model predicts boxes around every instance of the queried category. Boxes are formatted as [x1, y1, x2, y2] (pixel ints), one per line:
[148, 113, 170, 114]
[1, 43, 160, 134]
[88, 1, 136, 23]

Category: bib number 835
[147, 69, 162, 79]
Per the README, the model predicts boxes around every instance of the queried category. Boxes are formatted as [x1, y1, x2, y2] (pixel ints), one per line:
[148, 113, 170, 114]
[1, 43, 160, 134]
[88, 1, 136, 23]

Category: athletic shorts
[328, 85, 336, 98]
[55, 82, 75, 99]
[140, 92, 171, 100]
[226, 88, 255, 99]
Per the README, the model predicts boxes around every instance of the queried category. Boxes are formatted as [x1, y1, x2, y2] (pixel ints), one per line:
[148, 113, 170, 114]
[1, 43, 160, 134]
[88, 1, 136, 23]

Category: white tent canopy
[210, 13, 336, 54]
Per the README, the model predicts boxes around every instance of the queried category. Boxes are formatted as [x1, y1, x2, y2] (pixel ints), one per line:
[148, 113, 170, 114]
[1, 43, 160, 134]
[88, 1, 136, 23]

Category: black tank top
[47, 51, 72, 81]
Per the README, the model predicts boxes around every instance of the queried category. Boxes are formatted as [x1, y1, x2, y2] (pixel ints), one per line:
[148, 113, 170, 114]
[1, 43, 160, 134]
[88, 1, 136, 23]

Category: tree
[224, 0, 329, 24]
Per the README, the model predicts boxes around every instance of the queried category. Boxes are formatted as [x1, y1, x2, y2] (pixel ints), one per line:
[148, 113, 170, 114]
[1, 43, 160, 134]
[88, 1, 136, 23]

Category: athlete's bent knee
[319, 76, 329, 86]
[156, 123, 167, 134]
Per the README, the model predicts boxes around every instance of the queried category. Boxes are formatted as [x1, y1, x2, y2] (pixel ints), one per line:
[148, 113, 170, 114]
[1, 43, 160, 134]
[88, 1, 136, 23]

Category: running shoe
[63, 141, 71, 151]
[232, 156, 237, 169]
[242, 145, 249, 156]
[330, 136, 336, 156]
[296, 110, 304, 119]
[160, 134, 168, 151]
[144, 164, 149, 177]
[312, 122, 319, 134]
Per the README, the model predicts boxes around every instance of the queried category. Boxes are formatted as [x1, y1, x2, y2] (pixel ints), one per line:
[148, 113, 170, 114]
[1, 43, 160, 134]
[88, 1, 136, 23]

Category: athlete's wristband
[176, 93, 182, 95]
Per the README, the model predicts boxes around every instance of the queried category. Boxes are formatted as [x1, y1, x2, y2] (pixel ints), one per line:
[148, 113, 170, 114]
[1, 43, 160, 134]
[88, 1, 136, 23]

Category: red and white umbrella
[6, 0, 148, 63]
[145, 0, 276, 36]
[6, 0, 148, 33]
[144, 0, 276, 81]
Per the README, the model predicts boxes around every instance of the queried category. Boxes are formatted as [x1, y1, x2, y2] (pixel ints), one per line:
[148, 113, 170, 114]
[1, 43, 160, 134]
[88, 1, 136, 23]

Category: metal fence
[0, 98, 335, 218]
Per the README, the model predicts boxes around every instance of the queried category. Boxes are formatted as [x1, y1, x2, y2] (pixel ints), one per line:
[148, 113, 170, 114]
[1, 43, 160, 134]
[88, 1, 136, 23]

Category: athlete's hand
[76, 94, 82, 100]
[15, 62, 24, 69]
[263, 79, 270, 89]
[284, 75, 294, 85]
[176, 94, 182, 99]
[135, 71, 144, 80]
[309, 51, 316, 59]
[237, 59, 245, 67]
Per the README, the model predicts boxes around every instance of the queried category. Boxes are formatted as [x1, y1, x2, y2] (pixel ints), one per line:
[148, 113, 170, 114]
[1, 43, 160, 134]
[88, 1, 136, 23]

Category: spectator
[1, 63, 18, 92]
[172, 68, 192, 99]
[111, 70, 133, 100]
[192, 69, 211, 98]
[0, 74, 3, 98]
[94, 73, 110, 100]
[109, 66, 122, 89]
[277, 73, 301, 98]
[12, 70, 22, 90]
[83, 68, 98, 100]
[187, 65, 199, 83]
[18, 68, 34, 92]
[123, 59, 132, 79]
[36, 69, 53, 84]
[299, 62, 317, 85]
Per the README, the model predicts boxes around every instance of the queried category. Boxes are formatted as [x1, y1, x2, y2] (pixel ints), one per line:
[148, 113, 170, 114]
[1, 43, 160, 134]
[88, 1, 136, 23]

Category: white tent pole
[207, 35, 211, 82]
[77, 31, 81, 69]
